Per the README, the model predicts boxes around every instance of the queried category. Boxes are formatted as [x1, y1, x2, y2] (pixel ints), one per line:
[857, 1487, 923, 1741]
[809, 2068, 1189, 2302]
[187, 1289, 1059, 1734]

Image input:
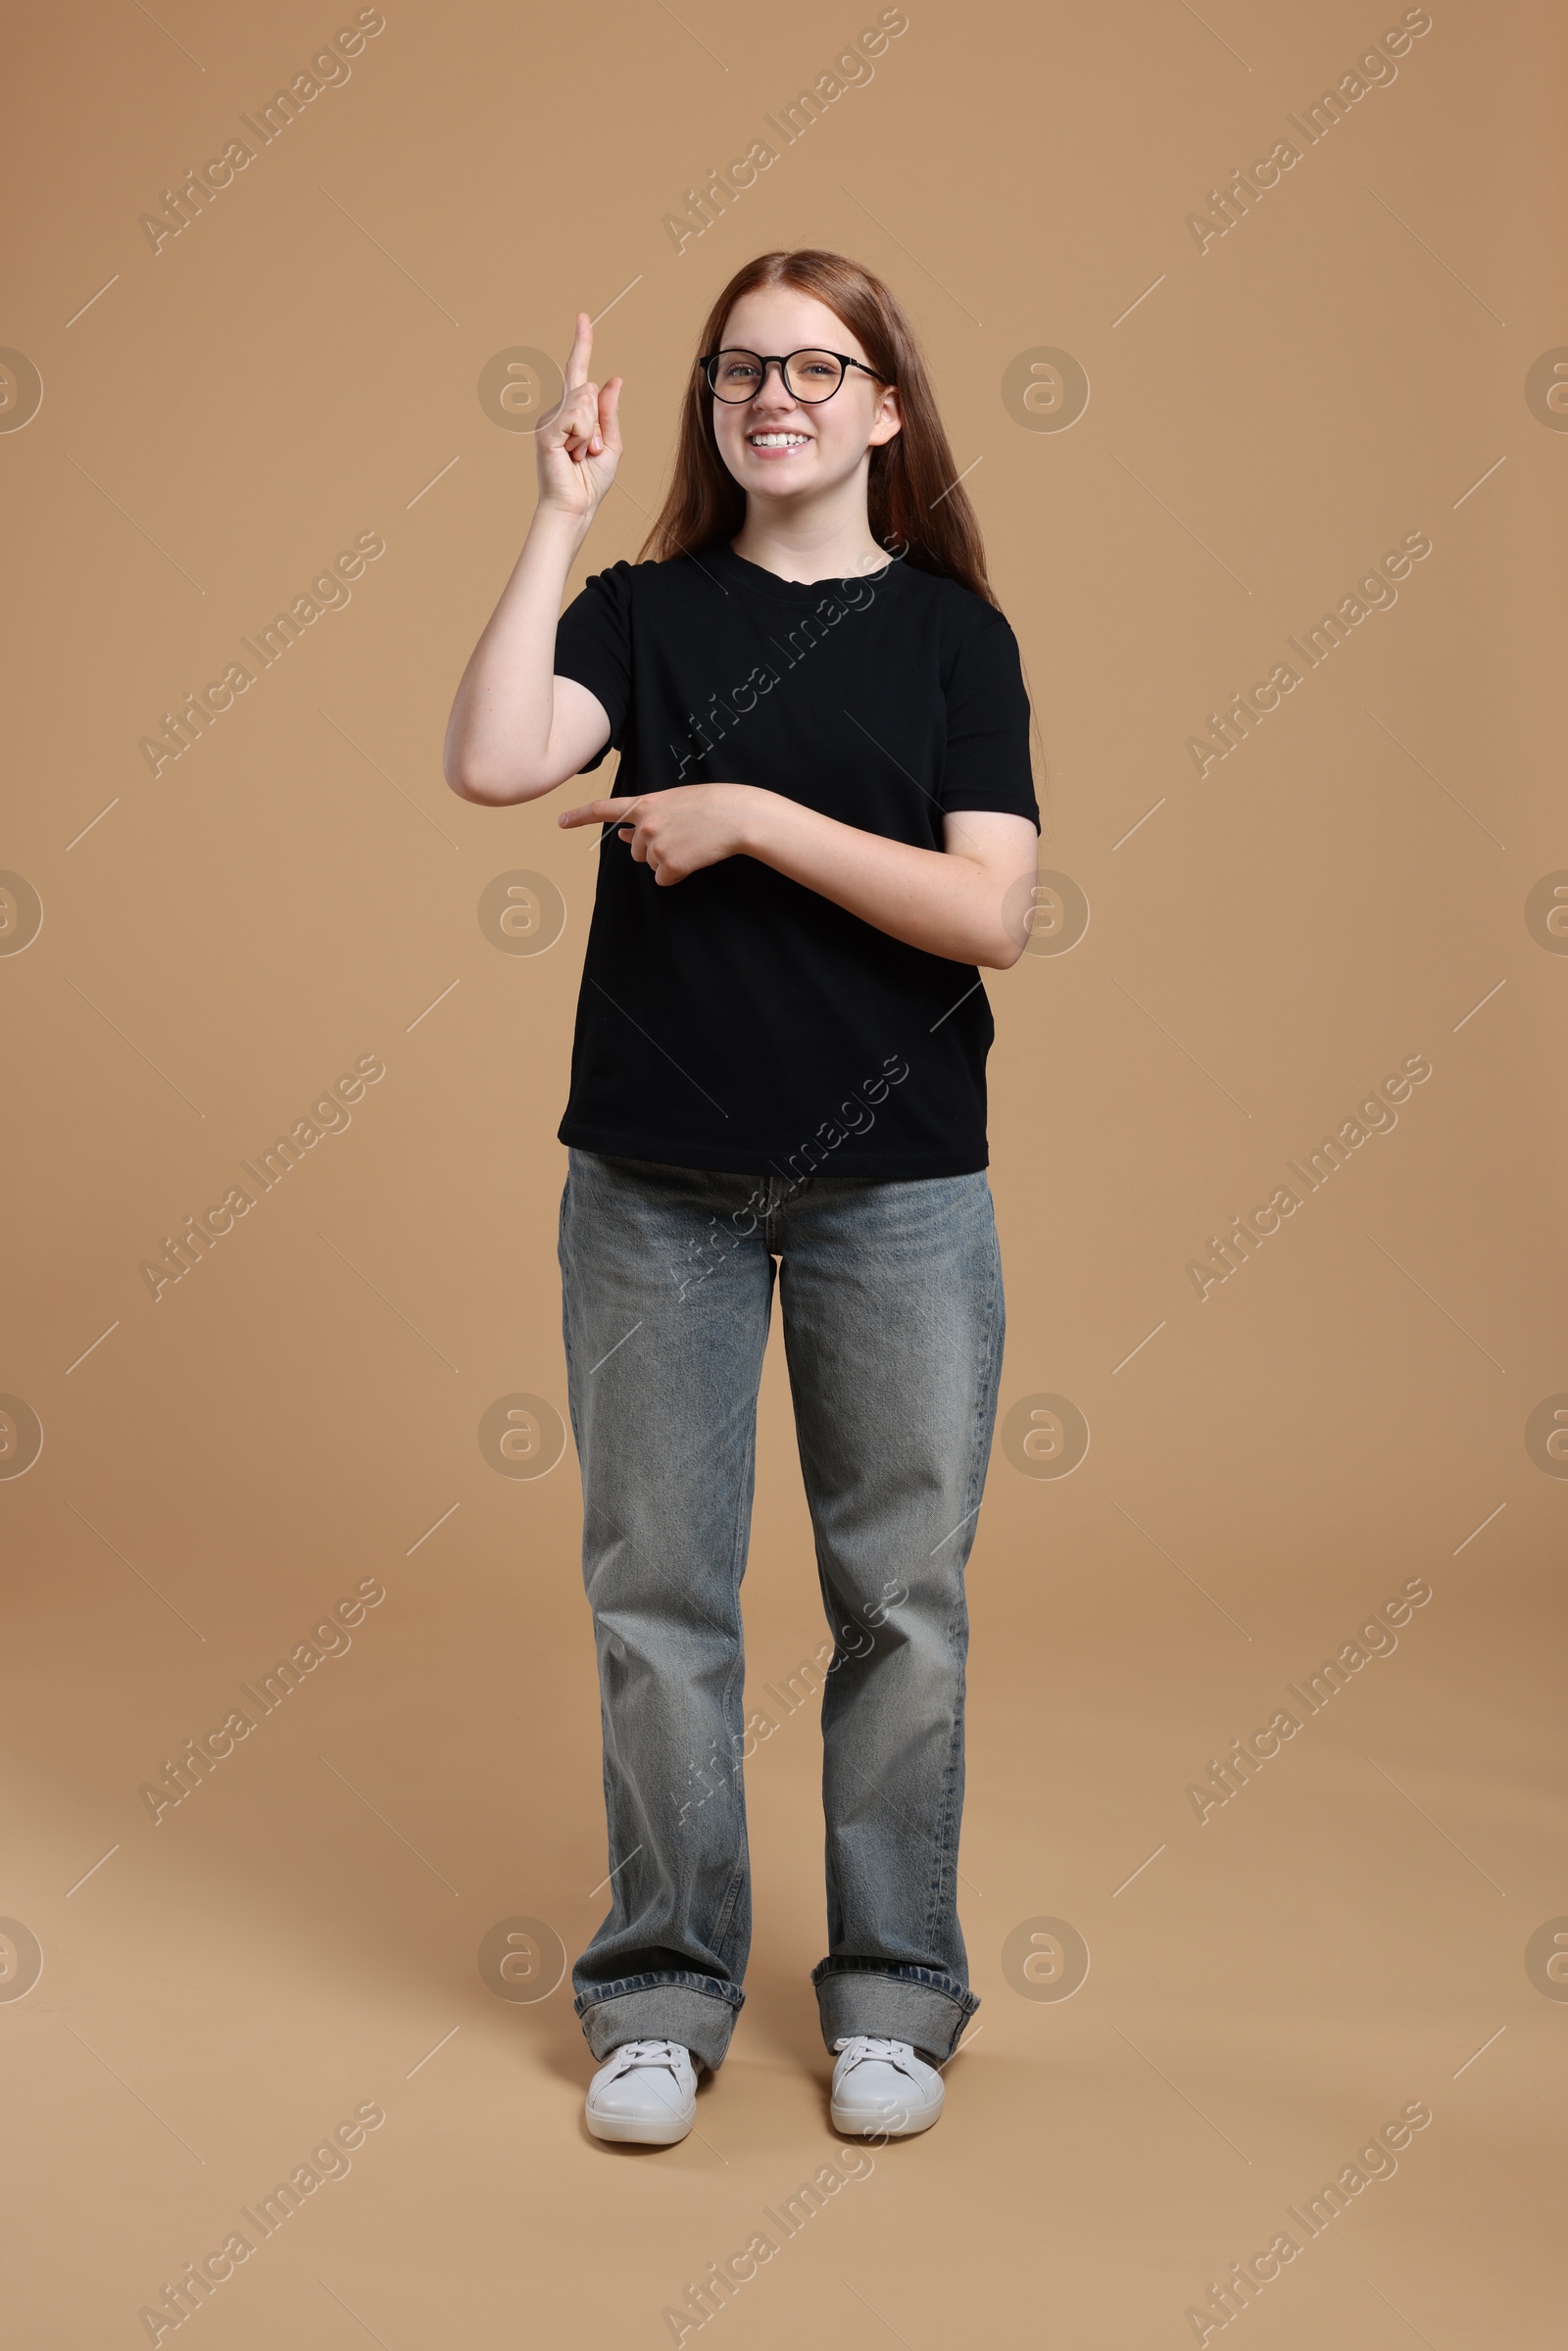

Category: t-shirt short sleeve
[552, 560, 635, 774]
[939, 609, 1041, 829]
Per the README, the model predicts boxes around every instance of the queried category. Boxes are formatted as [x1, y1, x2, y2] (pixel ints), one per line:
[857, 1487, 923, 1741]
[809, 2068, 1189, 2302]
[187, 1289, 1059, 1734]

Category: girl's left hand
[558, 783, 768, 884]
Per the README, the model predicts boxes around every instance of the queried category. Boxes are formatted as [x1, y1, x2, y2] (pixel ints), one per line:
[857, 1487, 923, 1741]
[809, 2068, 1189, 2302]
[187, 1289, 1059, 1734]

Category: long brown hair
[636, 249, 999, 607]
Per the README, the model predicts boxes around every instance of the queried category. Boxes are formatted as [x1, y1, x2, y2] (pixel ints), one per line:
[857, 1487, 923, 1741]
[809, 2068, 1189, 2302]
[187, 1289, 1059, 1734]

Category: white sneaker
[830, 2035, 945, 2136]
[584, 2038, 698, 2144]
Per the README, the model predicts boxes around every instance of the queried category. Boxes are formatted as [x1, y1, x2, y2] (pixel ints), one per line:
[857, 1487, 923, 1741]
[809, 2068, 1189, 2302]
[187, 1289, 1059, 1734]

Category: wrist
[528, 499, 595, 557]
[734, 784, 787, 859]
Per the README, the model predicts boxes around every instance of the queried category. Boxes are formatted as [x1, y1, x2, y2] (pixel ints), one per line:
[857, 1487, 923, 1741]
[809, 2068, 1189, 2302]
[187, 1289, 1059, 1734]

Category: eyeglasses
[699, 348, 889, 403]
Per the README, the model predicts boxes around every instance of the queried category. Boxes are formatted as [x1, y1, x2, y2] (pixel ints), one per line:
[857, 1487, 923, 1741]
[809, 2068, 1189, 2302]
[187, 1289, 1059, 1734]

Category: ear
[868, 383, 902, 448]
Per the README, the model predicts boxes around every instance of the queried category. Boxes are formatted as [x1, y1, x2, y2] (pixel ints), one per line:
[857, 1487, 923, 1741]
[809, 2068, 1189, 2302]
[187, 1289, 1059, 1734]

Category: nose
[748, 358, 800, 405]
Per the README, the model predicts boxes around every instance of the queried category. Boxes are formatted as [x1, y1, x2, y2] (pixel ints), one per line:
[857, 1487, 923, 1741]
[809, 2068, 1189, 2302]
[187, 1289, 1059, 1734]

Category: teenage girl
[444, 250, 1040, 2146]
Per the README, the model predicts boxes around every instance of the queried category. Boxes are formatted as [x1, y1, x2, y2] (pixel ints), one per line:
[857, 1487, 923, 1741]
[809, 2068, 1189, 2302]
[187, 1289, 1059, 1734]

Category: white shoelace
[832, 2034, 919, 2078]
[603, 2037, 690, 2082]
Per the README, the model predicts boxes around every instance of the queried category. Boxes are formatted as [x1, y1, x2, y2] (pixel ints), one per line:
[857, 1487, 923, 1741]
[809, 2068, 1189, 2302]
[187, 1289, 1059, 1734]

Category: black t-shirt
[550, 541, 1039, 1181]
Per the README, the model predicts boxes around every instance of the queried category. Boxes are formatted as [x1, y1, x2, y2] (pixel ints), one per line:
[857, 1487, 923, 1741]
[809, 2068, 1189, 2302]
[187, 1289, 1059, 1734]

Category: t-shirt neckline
[703, 542, 905, 605]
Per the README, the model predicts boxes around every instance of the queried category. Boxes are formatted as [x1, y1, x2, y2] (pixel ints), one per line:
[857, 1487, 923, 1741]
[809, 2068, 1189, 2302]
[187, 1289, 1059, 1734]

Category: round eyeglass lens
[783, 350, 845, 398]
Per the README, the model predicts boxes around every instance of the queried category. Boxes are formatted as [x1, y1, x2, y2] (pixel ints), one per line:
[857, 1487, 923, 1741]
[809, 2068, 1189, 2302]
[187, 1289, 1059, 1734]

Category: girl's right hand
[536, 311, 622, 521]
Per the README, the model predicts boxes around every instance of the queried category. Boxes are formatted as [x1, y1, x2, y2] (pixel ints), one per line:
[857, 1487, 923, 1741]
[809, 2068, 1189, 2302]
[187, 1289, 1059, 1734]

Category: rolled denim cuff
[811, 1958, 980, 2062]
[576, 1978, 742, 2071]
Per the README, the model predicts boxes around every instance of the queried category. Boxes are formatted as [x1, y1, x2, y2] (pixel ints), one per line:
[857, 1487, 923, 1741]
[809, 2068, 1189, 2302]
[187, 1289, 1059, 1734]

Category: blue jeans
[558, 1149, 1005, 2070]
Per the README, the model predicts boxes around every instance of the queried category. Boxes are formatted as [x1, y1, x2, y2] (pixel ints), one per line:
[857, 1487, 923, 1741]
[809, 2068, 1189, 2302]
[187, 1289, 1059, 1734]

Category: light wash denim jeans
[558, 1149, 1005, 2071]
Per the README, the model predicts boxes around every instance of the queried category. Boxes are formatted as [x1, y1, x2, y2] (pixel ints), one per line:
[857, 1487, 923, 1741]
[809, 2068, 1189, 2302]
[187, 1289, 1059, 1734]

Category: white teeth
[748, 433, 808, 447]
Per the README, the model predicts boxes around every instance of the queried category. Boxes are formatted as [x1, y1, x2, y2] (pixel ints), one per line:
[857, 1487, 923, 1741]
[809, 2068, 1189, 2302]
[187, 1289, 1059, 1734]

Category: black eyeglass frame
[697, 348, 891, 403]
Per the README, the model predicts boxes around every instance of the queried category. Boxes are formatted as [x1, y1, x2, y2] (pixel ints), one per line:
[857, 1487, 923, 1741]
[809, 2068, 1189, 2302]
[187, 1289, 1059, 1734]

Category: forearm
[443, 504, 592, 803]
[741, 793, 1021, 968]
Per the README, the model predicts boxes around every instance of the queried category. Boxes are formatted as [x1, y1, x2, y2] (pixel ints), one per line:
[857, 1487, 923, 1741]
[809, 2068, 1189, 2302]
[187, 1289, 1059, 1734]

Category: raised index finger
[562, 310, 593, 394]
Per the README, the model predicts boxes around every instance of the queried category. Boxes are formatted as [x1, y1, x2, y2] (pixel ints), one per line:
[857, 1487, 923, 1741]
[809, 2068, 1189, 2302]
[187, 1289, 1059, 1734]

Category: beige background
[3, 0, 1564, 2343]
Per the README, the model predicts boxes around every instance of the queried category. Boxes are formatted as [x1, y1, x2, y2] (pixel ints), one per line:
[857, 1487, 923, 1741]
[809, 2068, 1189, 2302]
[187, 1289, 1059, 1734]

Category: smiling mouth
[746, 431, 811, 450]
